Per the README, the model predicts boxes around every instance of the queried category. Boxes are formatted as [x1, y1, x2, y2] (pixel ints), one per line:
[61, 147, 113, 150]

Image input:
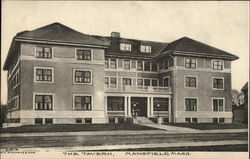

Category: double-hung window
[213, 98, 224, 111]
[185, 76, 197, 88]
[213, 78, 224, 89]
[152, 79, 158, 86]
[185, 58, 196, 69]
[140, 45, 151, 53]
[35, 94, 53, 110]
[120, 43, 131, 51]
[105, 58, 109, 68]
[163, 77, 170, 87]
[35, 68, 53, 82]
[144, 61, 151, 71]
[110, 77, 117, 85]
[74, 70, 91, 84]
[110, 59, 117, 69]
[213, 60, 223, 70]
[185, 98, 197, 111]
[144, 79, 150, 86]
[36, 46, 52, 58]
[76, 49, 91, 60]
[152, 62, 158, 72]
[123, 78, 132, 85]
[124, 60, 130, 70]
[74, 96, 92, 110]
[137, 61, 143, 71]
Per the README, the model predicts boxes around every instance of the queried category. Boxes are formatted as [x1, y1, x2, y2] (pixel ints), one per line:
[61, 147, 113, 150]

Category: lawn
[0, 123, 158, 134]
[164, 123, 248, 130]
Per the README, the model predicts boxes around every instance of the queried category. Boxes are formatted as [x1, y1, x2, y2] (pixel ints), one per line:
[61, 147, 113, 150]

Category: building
[3, 23, 238, 127]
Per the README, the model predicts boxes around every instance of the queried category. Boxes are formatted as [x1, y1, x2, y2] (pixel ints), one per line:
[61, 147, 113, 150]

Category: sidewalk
[1, 127, 247, 138]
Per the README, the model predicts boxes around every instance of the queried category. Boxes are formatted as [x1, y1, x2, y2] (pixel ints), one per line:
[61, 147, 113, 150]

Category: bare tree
[232, 89, 243, 106]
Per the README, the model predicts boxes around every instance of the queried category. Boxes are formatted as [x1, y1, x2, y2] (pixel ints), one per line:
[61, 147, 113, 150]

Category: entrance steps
[135, 117, 155, 124]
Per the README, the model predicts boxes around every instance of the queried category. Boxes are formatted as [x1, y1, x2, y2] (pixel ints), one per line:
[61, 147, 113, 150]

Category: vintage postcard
[1, 1, 249, 159]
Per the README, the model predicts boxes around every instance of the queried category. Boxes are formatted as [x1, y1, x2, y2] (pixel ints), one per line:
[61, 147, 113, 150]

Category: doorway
[131, 97, 147, 117]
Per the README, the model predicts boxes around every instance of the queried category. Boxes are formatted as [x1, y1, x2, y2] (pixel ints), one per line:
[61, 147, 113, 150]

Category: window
[163, 77, 170, 87]
[185, 58, 196, 69]
[137, 61, 143, 71]
[107, 97, 124, 111]
[140, 45, 151, 53]
[35, 95, 53, 110]
[213, 118, 218, 123]
[110, 77, 117, 85]
[85, 118, 92, 124]
[144, 79, 150, 86]
[35, 118, 43, 125]
[144, 61, 151, 71]
[76, 118, 83, 124]
[152, 79, 158, 86]
[153, 98, 169, 111]
[45, 118, 53, 124]
[123, 78, 132, 85]
[118, 118, 125, 123]
[105, 58, 109, 68]
[74, 96, 92, 110]
[163, 118, 169, 123]
[105, 77, 109, 85]
[213, 98, 224, 111]
[185, 76, 197, 88]
[74, 70, 91, 84]
[185, 118, 191, 123]
[131, 60, 136, 69]
[159, 61, 164, 70]
[137, 79, 143, 86]
[9, 96, 19, 110]
[76, 49, 91, 60]
[11, 71, 19, 88]
[36, 46, 52, 58]
[164, 59, 169, 69]
[185, 98, 197, 111]
[35, 68, 53, 82]
[192, 118, 198, 123]
[213, 60, 223, 70]
[219, 118, 225, 123]
[109, 118, 115, 124]
[124, 60, 130, 70]
[152, 62, 158, 71]
[120, 43, 131, 51]
[110, 59, 117, 69]
[213, 78, 224, 89]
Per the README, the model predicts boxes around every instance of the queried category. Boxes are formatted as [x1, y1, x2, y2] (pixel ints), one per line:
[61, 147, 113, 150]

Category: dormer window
[140, 45, 151, 53]
[120, 43, 131, 51]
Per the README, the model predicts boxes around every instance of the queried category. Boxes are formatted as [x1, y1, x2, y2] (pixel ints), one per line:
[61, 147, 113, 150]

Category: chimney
[111, 32, 120, 38]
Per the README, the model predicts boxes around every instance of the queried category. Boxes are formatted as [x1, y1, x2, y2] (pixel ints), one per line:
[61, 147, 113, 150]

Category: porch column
[124, 96, 128, 117]
[147, 97, 150, 117]
[127, 96, 131, 117]
[150, 97, 154, 116]
[168, 97, 171, 122]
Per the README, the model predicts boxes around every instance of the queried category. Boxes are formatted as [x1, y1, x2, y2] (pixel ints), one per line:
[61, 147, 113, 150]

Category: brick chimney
[111, 32, 120, 38]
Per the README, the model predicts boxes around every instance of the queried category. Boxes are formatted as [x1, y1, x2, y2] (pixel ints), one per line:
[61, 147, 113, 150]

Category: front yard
[0, 123, 158, 134]
[164, 123, 248, 130]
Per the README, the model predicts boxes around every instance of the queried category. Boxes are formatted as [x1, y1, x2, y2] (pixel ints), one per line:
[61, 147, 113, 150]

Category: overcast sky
[1, 1, 249, 104]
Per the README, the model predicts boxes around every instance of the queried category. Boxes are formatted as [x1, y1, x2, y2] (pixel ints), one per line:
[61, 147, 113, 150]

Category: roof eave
[3, 39, 16, 70]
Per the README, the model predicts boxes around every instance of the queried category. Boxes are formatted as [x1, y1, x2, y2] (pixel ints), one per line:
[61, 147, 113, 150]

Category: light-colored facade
[3, 23, 238, 127]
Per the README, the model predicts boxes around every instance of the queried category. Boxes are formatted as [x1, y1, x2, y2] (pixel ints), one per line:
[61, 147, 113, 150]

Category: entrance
[131, 97, 147, 117]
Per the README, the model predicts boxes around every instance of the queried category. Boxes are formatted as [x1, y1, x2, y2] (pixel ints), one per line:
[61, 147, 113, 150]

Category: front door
[131, 97, 147, 117]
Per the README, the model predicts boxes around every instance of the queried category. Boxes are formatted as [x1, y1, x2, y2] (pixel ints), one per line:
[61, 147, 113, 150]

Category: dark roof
[241, 82, 248, 92]
[93, 35, 166, 59]
[15, 22, 108, 46]
[160, 37, 239, 60]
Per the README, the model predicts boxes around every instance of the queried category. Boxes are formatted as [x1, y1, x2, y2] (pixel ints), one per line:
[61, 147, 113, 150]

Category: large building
[3, 23, 238, 127]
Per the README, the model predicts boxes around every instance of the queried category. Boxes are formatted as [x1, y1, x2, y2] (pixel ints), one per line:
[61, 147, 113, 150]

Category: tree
[232, 89, 243, 106]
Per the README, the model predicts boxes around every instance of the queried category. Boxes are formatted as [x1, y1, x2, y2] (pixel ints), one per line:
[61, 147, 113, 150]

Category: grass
[164, 123, 248, 130]
[0, 123, 158, 134]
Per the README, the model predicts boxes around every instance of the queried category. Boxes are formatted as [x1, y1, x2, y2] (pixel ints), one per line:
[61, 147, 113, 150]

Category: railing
[105, 85, 172, 94]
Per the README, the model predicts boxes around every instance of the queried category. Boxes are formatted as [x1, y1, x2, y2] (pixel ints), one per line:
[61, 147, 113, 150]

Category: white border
[33, 93, 55, 110]
[211, 97, 225, 112]
[73, 68, 93, 85]
[184, 97, 198, 111]
[75, 48, 93, 61]
[211, 59, 224, 70]
[184, 75, 198, 89]
[34, 67, 54, 83]
[73, 94, 94, 111]
[212, 77, 224, 90]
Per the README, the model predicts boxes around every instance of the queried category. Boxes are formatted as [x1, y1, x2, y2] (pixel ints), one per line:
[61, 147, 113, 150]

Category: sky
[1, 1, 249, 104]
